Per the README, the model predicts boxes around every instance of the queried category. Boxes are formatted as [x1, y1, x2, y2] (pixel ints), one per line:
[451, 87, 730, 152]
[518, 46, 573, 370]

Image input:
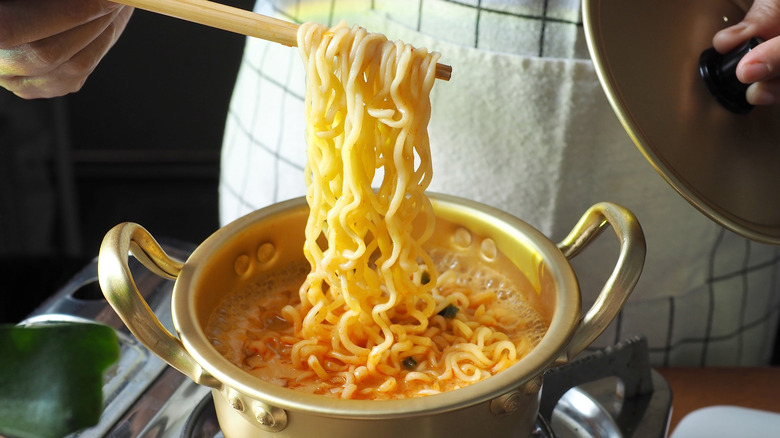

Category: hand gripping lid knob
[699, 37, 762, 114]
[584, 0, 780, 244]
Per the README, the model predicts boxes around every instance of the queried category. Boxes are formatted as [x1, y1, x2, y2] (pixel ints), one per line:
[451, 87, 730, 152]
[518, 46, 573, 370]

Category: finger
[0, 5, 131, 77]
[713, 0, 780, 53]
[1, 5, 132, 99]
[737, 35, 780, 83]
[746, 77, 780, 105]
[0, 0, 121, 49]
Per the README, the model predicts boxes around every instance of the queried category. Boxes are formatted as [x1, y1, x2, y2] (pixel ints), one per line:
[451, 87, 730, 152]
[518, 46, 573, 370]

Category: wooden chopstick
[112, 0, 452, 81]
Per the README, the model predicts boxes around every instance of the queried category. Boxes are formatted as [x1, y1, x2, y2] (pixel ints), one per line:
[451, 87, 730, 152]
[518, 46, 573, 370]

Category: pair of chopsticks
[112, 0, 452, 81]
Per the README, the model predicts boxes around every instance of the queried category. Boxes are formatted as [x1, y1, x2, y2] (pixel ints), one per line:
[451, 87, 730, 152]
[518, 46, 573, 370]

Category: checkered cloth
[219, 0, 780, 366]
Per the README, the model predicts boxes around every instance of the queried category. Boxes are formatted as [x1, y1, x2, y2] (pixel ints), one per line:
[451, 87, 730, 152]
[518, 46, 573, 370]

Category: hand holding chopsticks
[111, 0, 452, 81]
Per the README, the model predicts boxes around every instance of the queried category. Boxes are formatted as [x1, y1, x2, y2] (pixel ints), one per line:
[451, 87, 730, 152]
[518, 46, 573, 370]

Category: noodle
[206, 21, 548, 400]
[297, 21, 439, 382]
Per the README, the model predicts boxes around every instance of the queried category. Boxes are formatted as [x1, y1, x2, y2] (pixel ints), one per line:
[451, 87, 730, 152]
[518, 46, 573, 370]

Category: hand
[0, 0, 133, 99]
[713, 0, 780, 105]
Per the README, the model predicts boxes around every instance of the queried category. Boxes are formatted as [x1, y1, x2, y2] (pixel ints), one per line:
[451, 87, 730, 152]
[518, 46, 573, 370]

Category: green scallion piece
[438, 304, 459, 319]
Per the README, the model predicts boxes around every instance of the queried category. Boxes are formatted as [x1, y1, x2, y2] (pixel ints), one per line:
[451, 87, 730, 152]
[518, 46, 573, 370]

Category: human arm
[0, 0, 133, 99]
[713, 0, 780, 105]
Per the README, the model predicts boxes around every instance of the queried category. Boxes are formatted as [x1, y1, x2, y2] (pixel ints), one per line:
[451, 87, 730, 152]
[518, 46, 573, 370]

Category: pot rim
[172, 193, 581, 418]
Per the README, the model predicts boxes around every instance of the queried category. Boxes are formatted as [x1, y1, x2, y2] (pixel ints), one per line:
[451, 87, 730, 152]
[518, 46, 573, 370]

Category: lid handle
[699, 37, 762, 114]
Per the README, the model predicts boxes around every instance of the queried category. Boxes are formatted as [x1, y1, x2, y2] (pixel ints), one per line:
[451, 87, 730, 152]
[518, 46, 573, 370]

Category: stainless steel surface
[541, 337, 671, 438]
[552, 387, 621, 438]
[584, 0, 780, 244]
[578, 371, 672, 438]
[135, 373, 212, 438]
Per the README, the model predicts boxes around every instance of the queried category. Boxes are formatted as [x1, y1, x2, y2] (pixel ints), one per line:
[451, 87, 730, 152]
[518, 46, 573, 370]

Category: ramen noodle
[206, 21, 549, 400]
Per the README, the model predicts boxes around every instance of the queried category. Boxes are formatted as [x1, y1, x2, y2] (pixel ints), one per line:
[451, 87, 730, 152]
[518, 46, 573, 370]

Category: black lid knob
[699, 37, 762, 114]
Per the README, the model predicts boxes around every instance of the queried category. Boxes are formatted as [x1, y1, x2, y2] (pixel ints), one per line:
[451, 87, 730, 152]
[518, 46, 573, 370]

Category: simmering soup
[206, 219, 549, 400]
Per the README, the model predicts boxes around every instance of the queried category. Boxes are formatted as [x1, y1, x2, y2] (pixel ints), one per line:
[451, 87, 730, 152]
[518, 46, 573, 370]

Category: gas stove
[23, 243, 672, 438]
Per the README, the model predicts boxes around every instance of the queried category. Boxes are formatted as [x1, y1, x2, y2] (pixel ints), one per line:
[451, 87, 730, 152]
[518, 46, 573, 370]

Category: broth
[205, 221, 549, 400]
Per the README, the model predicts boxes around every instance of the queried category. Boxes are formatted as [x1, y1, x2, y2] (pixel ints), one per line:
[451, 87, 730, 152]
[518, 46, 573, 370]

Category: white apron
[219, 0, 780, 366]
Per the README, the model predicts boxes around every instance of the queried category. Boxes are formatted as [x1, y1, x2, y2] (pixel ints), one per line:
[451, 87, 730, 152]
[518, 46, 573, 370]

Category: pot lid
[583, 0, 780, 245]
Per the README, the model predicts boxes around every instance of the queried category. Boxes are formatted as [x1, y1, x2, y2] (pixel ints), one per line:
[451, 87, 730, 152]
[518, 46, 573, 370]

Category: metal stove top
[23, 245, 672, 438]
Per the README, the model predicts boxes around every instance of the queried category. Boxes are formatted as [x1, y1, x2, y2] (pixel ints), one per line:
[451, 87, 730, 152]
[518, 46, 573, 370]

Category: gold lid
[584, 0, 780, 244]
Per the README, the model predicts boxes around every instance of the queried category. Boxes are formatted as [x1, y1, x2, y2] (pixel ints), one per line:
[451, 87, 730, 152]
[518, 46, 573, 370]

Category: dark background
[0, 2, 254, 323]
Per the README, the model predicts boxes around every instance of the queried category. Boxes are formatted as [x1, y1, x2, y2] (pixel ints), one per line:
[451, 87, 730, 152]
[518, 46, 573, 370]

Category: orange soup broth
[206, 224, 550, 400]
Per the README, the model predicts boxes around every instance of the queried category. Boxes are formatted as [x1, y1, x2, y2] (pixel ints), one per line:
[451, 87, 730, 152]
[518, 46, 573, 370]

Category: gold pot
[98, 194, 645, 438]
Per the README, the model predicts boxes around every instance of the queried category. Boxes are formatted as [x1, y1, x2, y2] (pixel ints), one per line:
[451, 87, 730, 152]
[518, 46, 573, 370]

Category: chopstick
[112, 0, 452, 81]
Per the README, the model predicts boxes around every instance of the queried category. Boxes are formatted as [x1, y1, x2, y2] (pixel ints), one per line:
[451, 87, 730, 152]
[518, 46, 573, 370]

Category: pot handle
[556, 202, 646, 362]
[98, 222, 221, 388]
